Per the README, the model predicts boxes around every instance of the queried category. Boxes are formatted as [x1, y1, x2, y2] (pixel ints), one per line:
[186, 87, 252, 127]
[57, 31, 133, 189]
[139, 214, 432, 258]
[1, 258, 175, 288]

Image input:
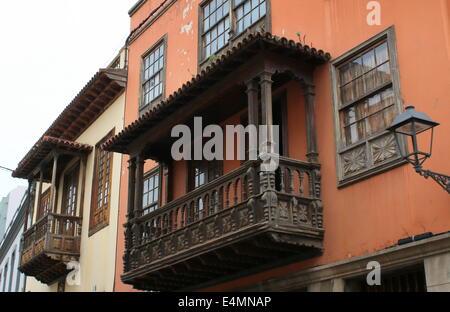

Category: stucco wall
[115, 0, 450, 291]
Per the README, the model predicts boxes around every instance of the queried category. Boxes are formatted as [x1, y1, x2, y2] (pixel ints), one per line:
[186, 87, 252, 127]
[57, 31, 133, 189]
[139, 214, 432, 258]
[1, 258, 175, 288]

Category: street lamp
[387, 106, 449, 193]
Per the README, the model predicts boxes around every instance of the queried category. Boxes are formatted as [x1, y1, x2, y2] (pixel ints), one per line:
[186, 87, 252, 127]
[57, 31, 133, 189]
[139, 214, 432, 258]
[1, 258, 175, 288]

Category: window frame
[188, 160, 223, 192]
[330, 26, 407, 187]
[89, 129, 115, 236]
[37, 188, 50, 221]
[142, 166, 162, 215]
[139, 34, 168, 116]
[197, 0, 272, 66]
[62, 162, 80, 216]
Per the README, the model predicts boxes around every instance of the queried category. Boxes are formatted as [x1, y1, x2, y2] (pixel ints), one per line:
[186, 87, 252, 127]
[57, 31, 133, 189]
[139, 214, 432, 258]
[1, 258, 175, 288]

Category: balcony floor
[122, 223, 323, 291]
[19, 252, 77, 284]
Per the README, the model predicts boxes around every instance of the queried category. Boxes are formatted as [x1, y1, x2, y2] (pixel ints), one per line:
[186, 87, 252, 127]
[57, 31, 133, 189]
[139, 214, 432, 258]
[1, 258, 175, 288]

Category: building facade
[105, 0, 450, 292]
[12, 50, 128, 292]
[0, 187, 28, 292]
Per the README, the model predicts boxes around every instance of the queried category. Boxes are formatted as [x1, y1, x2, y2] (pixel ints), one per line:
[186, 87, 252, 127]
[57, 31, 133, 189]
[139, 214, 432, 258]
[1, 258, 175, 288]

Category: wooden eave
[12, 136, 92, 180]
[12, 68, 127, 180]
[103, 32, 331, 155]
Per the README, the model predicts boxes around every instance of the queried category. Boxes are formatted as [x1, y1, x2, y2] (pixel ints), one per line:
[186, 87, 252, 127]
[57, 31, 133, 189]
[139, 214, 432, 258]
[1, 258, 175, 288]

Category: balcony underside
[19, 251, 79, 284]
[122, 223, 323, 291]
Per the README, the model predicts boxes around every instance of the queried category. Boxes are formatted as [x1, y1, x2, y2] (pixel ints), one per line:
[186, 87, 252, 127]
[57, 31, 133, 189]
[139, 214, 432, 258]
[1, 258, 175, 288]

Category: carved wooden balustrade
[19, 213, 82, 284]
[122, 157, 324, 291]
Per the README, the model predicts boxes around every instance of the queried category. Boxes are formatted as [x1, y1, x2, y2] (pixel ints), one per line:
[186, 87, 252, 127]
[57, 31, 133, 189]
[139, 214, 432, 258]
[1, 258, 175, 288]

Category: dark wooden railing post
[134, 155, 144, 218]
[303, 83, 319, 163]
[127, 157, 137, 219]
[50, 153, 59, 214]
[36, 168, 44, 221]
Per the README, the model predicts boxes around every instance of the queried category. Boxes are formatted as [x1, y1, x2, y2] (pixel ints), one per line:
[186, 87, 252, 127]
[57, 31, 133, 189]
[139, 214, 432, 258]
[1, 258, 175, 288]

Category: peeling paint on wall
[183, 0, 193, 19]
[180, 21, 193, 34]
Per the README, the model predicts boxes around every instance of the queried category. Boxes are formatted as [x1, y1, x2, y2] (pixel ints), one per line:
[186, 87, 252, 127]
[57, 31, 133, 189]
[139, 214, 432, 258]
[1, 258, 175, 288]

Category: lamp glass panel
[395, 120, 434, 136]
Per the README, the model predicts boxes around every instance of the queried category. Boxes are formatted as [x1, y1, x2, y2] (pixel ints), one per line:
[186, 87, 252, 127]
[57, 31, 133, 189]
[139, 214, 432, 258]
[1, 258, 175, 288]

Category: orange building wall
[115, 0, 450, 291]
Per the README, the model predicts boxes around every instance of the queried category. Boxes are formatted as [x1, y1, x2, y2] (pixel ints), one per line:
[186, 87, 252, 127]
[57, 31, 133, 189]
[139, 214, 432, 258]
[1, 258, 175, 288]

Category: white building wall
[4, 186, 26, 230]
[0, 227, 26, 292]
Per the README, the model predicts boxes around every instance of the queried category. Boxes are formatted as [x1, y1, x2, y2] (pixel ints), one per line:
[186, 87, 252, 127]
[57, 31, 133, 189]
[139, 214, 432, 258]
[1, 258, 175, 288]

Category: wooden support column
[78, 155, 88, 219]
[258, 71, 277, 199]
[50, 153, 59, 214]
[260, 71, 274, 150]
[163, 162, 171, 205]
[134, 155, 144, 217]
[246, 79, 259, 162]
[36, 168, 44, 221]
[127, 157, 137, 219]
[304, 84, 319, 163]
[246, 79, 259, 127]
[24, 179, 32, 231]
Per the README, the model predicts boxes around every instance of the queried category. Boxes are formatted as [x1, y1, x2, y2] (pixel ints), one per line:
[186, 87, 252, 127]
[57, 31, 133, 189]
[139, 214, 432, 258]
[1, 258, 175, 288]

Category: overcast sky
[0, 0, 136, 198]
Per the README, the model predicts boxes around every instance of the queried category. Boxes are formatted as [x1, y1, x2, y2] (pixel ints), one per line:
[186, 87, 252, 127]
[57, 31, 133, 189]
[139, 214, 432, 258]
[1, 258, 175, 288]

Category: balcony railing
[123, 157, 324, 291]
[19, 213, 82, 284]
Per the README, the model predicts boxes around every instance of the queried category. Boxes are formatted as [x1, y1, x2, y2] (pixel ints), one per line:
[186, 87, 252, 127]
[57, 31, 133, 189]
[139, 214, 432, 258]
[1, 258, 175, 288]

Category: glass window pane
[236, 6, 243, 19]
[375, 62, 391, 86]
[381, 88, 394, 107]
[244, 1, 251, 14]
[260, 1, 266, 15]
[366, 111, 386, 135]
[223, 1, 229, 13]
[375, 42, 389, 65]
[383, 104, 396, 128]
[143, 179, 149, 193]
[143, 195, 148, 207]
[244, 13, 251, 28]
[218, 34, 224, 48]
[362, 49, 376, 71]
[252, 6, 259, 22]
[367, 93, 383, 115]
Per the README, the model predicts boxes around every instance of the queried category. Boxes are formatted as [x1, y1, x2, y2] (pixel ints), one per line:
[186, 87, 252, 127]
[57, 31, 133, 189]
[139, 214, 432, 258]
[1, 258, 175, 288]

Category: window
[345, 264, 426, 292]
[189, 160, 222, 191]
[331, 27, 403, 186]
[338, 42, 395, 145]
[202, 0, 230, 59]
[142, 170, 160, 215]
[62, 163, 79, 216]
[8, 252, 15, 292]
[200, 0, 267, 61]
[37, 189, 50, 220]
[2, 264, 7, 292]
[234, 0, 267, 34]
[90, 130, 114, 234]
[140, 39, 165, 111]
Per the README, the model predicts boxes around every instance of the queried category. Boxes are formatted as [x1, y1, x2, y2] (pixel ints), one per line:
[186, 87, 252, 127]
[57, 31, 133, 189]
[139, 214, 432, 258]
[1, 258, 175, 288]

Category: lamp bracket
[417, 168, 450, 194]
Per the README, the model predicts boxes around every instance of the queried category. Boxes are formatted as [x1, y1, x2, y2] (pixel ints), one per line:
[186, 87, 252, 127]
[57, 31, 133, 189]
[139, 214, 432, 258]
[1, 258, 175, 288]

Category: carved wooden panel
[370, 133, 398, 165]
[341, 145, 367, 176]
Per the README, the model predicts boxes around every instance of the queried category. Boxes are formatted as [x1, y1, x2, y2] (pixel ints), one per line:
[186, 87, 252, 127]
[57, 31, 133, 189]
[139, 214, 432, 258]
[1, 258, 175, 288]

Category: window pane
[366, 111, 386, 135]
[367, 93, 383, 115]
[375, 42, 389, 65]
[362, 49, 376, 70]
[259, 1, 266, 15]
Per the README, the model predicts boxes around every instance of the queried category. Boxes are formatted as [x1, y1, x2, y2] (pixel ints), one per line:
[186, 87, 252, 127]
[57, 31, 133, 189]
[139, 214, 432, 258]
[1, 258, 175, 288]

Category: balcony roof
[12, 136, 92, 179]
[12, 68, 126, 180]
[103, 32, 331, 154]
[44, 68, 127, 141]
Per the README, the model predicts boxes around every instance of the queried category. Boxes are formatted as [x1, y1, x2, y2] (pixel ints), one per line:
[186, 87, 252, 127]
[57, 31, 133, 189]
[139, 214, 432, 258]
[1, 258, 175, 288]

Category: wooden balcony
[122, 157, 324, 291]
[19, 213, 82, 284]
